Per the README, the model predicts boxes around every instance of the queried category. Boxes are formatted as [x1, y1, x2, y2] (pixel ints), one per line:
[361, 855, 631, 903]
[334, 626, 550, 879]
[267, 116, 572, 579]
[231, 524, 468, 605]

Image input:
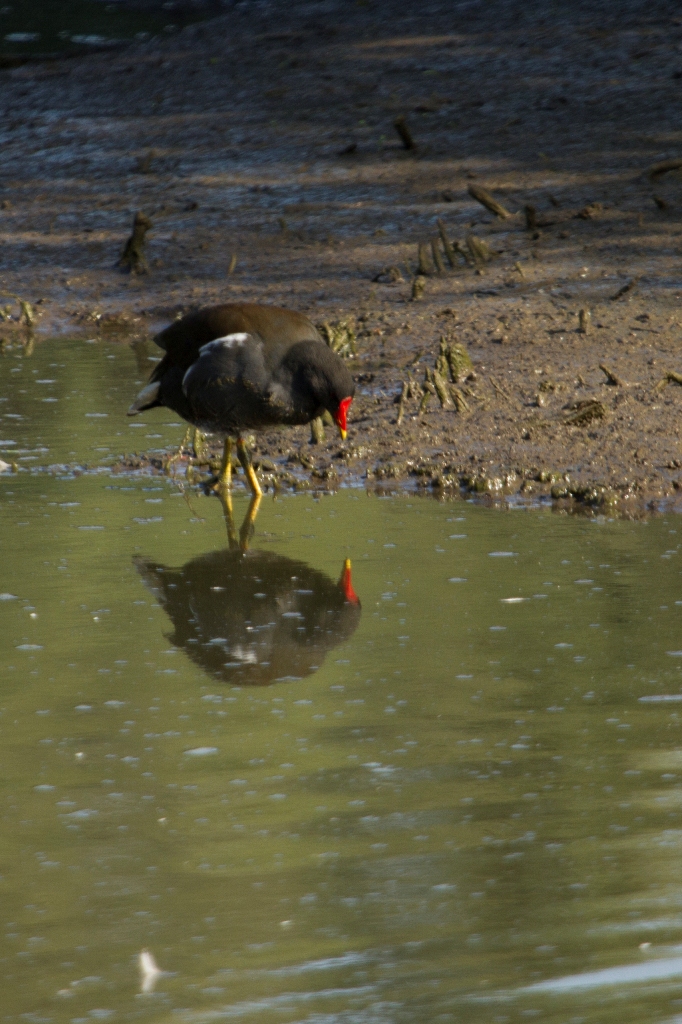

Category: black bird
[128, 303, 355, 496]
[134, 549, 361, 687]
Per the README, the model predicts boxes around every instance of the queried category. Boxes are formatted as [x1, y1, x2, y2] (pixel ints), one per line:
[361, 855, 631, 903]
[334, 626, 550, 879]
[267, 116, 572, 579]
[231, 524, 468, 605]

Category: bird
[128, 303, 355, 497]
[134, 548, 361, 687]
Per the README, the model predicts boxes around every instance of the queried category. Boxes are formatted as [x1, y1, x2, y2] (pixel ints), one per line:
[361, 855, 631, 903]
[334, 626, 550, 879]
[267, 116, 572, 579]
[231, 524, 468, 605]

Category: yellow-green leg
[218, 489, 261, 552]
[214, 436, 233, 491]
[237, 437, 262, 498]
[218, 488, 239, 550]
[239, 493, 262, 551]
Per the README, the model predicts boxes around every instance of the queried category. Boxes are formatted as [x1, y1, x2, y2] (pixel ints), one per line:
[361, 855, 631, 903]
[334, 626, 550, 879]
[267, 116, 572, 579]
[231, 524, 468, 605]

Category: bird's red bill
[339, 558, 360, 605]
[335, 396, 353, 433]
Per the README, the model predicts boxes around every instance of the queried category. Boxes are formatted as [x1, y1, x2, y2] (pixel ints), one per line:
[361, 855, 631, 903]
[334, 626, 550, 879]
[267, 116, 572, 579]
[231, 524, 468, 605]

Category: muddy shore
[2, 0, 682, 511]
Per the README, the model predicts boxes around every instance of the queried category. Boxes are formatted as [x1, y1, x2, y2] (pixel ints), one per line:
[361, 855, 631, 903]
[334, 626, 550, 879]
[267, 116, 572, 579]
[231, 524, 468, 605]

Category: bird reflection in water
[134, 498, 361, 687]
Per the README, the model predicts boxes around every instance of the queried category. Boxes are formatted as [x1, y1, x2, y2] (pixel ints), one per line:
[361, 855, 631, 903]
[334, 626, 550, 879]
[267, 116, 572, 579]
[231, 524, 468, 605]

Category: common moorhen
[128, 303, 355, 496]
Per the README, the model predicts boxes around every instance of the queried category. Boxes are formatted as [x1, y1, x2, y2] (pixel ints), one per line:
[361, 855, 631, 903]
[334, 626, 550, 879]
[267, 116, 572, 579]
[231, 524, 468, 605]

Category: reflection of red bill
[340, 558, 360, 605]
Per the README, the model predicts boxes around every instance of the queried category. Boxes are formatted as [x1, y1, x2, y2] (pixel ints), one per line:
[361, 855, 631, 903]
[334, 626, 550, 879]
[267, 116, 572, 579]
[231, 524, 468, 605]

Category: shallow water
[3, 339, 682, 1023]
[1, 2, 207, 58]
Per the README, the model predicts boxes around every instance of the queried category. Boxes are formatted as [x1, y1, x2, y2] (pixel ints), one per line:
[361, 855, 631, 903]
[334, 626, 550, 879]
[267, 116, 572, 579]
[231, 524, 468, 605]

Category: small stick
[610, 278, 638, 301]
[417, 243, 432, 276]
[227, 253, 237, 275]
[466, 234, 493, 264]
[437, 219, 458, 268]
[450, 385, 470, 412]
[657, 371, 682, 391]
[525, 204, 537, 231]
[396, 380, 409, 425]
[649, 158, 682, 179]
[118, 211, 152, 274]
[411, 275, 426, 301]
[467, 184, 512, 219]
[431, 368, 452, 407]
[310, 416, 325, 444]
[599, 363, 623, 386]
[431, 237, 445, 274]
[394, 115, 416, 151]
[578, 309, 591, 334]
[489, 375, 512, 402]
[455, 240, 475, 265]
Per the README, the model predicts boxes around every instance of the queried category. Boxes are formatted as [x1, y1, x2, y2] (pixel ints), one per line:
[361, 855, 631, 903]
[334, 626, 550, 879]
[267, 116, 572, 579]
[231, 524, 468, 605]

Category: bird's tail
[128, 380, 161, 415]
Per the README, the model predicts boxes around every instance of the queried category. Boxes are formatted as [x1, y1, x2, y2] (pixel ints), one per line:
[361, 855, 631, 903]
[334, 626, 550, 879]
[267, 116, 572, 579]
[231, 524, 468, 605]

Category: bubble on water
[448, 578, 467, 583]
[34, 785, 55, 792]
[16, 644, 42, 650]
[489, 551, 517, 557]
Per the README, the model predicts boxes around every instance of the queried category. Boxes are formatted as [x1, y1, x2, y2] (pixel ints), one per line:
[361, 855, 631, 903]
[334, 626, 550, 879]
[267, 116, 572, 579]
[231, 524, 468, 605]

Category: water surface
[2, 338, 682, 1023]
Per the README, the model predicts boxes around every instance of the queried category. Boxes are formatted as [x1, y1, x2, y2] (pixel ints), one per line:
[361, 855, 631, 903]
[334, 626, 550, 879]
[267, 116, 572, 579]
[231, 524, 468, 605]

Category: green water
[0, 1, 208, 58]
[3, 338, 682, 1023]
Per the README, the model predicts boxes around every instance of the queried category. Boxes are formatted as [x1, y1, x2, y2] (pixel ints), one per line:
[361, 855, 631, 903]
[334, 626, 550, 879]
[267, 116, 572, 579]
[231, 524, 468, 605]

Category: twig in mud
[411, 275, 426, 301]
[467, 184, 512, 219]
[446, 341, 473, 382]
[578, 309, 591, 334]
[488, 375, 512, 403]
[649, 158, 682, 179]
[430, 367, 452, 407]
[599, 363, 624, 386]
[417, 243, 432, 276]
[118, 211, 152, 274]
[437, 219, 458, 268]
[456, 240, 475, 265]
[0, 293, 37, 329]
[396, 380, 409, 425]
[610, 278, 638, 301]
[466, 234, 494, 265]
[564, 400, 606, 426]
[655, 370, 682, 391]
[419, 371, 437, 413]
[227, 253, 237, 275]
[310, 416, 325, 444]
[577, 202, 602, 220]
[431, 238, 445, 274]
[394, 115, 416, 151]
[373, 265, 404, 284]
[319, 318, 357, 358]
[525, 204, 537, 231]
[450, 385, 470, 412]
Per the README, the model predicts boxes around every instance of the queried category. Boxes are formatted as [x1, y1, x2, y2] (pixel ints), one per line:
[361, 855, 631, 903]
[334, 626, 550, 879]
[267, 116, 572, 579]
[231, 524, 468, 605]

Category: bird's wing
[181, 332, 270, 427]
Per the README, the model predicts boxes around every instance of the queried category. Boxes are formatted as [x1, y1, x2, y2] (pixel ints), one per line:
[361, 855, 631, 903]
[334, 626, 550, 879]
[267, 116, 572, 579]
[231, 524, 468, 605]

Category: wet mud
[3, 0, 682, 513]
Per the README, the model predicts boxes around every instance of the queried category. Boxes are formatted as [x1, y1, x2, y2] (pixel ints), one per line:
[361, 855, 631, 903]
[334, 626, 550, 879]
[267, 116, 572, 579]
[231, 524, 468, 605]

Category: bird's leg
[236, 436, 263, 497]
[218, 488, 240, 550]
[164, 425, 193, 475]
[238, 493, 262, 551]
[212, 436, 233, 492]
[192, 429, 208, 463]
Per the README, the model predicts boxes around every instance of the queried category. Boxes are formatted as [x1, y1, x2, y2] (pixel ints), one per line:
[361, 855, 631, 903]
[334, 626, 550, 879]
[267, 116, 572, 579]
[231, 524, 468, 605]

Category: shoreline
[2, 0, 682, 514]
